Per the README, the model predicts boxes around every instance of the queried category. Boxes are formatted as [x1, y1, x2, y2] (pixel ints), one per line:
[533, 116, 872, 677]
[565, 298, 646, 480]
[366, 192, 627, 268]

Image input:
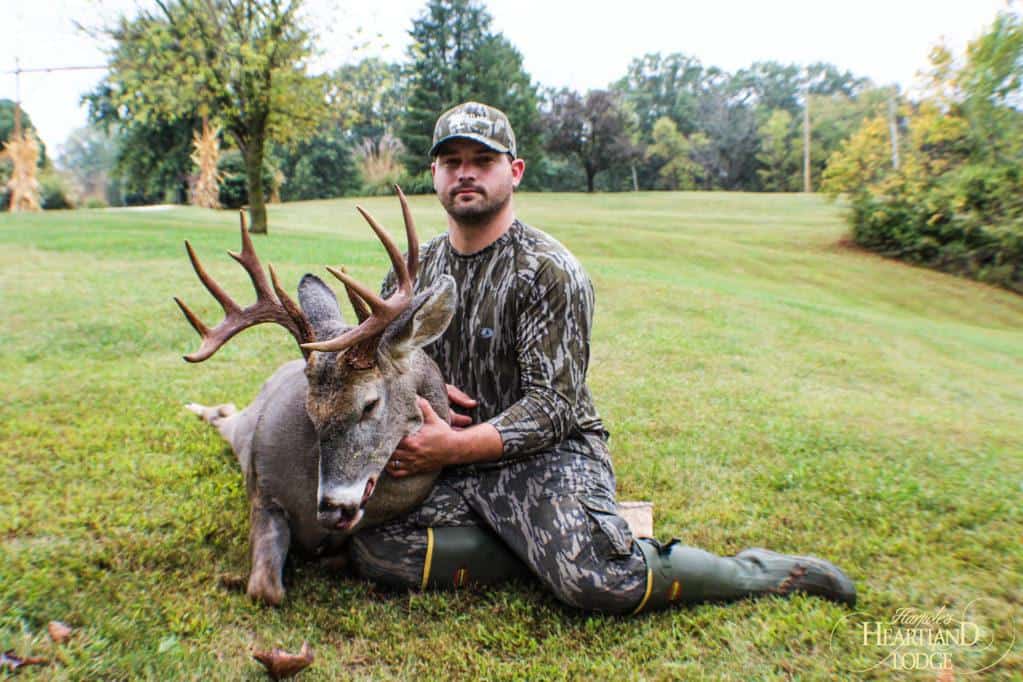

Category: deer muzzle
[317, 475, 377, 531]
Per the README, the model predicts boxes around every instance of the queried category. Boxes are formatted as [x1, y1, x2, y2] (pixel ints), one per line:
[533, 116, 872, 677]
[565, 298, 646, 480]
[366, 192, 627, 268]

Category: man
[349, 102, 856, 614]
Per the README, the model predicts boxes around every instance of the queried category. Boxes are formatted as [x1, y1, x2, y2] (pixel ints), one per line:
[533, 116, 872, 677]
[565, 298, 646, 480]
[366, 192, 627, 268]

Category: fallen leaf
[1, 650, 48, 672]
[253, 641, 314, 680]
[48, 621, 73, 644]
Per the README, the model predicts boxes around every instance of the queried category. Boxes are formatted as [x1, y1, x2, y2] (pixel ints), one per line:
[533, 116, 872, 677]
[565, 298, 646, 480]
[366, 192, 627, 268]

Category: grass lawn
[2, 192, 1021, 680]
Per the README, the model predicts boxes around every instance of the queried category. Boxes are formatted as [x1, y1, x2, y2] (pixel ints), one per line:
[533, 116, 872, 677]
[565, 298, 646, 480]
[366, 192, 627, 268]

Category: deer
[177, 189, 456, 605]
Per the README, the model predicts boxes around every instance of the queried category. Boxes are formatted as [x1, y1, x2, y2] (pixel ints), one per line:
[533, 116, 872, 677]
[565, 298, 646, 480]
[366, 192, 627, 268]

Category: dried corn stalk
[356, 134, 405, 193]
[269, 168, 284, 204]
[190, 120, 223, 209]
[2, 131, 42, 212]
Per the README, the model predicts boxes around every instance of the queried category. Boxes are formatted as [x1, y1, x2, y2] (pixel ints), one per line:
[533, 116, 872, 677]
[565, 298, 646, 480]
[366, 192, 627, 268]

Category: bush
[825, 11, 1023, 295]
[39, 171, 77, 209]
[395, 169, 435, 196]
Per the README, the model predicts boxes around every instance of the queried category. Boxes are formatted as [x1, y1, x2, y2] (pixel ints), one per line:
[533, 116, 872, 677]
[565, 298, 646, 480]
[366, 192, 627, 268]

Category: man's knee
[539, 565, 645, 615]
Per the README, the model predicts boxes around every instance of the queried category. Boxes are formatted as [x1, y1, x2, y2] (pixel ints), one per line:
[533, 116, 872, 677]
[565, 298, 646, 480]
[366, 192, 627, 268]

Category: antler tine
[228, 211, 278, 304]
[176, 216, 315, 363]
[355, 205, 412, 296]
[269, 263, 316, 357]
[394, 185, 419, 281]
[184, 240, 241, 315]
[300, 196, 421, 358]
[337, 266, 372, 323]
[325, 266, 386, 311]
[174, 296, 208, 336]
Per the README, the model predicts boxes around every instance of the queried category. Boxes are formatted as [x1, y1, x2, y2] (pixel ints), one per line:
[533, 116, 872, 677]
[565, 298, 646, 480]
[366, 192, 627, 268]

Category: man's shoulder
[510, 221, 588, 284]
[419, 233, 448, 260]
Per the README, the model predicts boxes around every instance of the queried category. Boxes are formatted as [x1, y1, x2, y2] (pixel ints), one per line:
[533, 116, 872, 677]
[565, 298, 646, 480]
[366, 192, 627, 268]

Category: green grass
[2, 192, 1021, 680]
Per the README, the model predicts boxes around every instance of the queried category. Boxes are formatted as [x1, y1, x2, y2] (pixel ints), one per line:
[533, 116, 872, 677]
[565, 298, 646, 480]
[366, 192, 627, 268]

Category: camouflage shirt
[384, 219, 607, 462]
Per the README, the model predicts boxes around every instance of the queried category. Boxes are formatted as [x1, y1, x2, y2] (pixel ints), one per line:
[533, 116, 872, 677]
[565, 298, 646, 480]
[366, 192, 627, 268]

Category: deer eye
[362, 398, 380, 417]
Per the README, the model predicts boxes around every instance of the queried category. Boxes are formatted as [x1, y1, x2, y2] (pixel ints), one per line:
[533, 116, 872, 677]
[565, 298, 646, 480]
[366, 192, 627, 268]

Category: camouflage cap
[429, 102, 517, 158]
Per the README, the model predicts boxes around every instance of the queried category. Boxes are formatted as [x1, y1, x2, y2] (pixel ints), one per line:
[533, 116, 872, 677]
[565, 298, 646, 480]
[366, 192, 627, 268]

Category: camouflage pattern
[351, 442, 650, 614]
[383, 220, 607, 463]
[429, 101, 517, 158]
[367, 223, 651, 612]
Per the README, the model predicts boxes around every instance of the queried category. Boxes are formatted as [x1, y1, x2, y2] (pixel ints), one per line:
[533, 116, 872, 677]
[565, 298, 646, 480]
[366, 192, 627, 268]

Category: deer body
[180, 190, 454, 605]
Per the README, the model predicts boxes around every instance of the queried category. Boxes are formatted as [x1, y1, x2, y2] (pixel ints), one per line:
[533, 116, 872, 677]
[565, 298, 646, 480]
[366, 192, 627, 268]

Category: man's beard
[439, 184, 511, 227]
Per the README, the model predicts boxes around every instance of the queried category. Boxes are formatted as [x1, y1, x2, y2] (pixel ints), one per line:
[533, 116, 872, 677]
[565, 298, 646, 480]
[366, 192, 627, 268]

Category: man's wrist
[447, 423, 504, 466]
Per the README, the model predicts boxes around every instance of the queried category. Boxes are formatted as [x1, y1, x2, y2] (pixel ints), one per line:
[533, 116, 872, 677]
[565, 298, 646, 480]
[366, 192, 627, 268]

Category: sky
[0, 0, 1014, 154]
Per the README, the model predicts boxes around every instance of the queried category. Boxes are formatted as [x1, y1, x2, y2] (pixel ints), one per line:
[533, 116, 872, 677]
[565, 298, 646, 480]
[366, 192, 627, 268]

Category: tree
[398, 0, 542, 183]
[57, 124, 121, 205]
[96, 0, 328, 233]
[614, 53, 707, 137]
[690, 80, 760, 190]
[542, 89, 639, 193]
[645, 117, 707, 190]
[755, 109, 801, 191]
[276, 126, 359, 201]
[327, 58, 407, 142]
[821, 10, 1023, 293]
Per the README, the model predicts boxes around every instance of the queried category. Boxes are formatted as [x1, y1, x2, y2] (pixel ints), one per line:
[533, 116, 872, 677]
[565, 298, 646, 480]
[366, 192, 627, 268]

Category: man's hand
[389, 398, 456, 477]
[446, 383, 477, 429]
[389, 393, 504, 476]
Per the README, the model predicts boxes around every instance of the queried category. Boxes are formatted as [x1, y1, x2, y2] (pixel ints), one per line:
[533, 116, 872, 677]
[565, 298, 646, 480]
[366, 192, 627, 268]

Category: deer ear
[298, 274, 346, 341]
[380, 275, 456, 360]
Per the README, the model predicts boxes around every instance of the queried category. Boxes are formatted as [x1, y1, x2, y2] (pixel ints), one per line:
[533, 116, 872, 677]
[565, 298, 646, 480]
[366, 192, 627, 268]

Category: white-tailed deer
[179, 189, 456, 605]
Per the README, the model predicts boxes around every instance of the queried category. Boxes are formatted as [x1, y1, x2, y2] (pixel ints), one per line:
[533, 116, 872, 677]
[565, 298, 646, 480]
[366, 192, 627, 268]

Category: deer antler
[175, 210, 315, 363]
[302, 186, 419, 368]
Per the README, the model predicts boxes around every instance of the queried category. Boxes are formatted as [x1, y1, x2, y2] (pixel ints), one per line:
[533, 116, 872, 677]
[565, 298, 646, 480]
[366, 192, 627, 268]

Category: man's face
[431, 139, 525, 226]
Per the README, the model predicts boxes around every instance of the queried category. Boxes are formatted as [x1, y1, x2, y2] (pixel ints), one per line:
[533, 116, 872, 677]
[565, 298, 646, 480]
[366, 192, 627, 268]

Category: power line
[3, 65, 107, 74]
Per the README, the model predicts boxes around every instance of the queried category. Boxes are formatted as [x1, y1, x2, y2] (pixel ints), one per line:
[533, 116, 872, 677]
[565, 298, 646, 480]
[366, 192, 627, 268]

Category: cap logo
[447, 110, 494, 137]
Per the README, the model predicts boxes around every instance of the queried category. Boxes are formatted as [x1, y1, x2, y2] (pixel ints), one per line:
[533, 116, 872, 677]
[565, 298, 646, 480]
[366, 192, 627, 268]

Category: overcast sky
[0, 0, 1013, 154]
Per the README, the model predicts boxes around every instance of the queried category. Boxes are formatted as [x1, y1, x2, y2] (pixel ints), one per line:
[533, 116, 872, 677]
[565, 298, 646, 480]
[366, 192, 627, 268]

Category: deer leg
[247, 503, 291, 607]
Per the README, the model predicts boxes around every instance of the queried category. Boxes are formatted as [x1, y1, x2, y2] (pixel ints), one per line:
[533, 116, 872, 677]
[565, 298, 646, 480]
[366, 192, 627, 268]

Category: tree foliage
[95, 0, 327, 232]
[542, 89, 639, 193]
[823, 10, 1023, 293]
[646, 117, 707, 190]
[57, 125, 121, 206]
[398, 0, 542, 185]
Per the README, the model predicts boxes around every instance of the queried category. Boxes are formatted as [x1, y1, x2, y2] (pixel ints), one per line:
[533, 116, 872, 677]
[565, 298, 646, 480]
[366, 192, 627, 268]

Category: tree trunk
[585, 165, 596, 193]
[244, 136, 268, 234]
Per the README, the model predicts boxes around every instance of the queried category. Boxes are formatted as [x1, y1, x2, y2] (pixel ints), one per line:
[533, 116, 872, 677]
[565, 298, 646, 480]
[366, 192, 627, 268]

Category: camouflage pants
[349, 440, 649, 614]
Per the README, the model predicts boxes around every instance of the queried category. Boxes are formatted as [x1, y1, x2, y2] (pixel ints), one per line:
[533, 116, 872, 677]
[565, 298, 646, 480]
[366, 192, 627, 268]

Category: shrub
[39, 170, 77, 210]
[824, 11, 1023, 295]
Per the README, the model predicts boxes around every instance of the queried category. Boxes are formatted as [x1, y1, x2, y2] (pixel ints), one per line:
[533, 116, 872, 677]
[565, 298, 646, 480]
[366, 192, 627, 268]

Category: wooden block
[617, 501, 654, 538]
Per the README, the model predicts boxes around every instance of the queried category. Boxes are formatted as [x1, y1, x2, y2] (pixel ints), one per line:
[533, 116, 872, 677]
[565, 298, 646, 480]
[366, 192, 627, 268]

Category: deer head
[176, 188, 455, 532]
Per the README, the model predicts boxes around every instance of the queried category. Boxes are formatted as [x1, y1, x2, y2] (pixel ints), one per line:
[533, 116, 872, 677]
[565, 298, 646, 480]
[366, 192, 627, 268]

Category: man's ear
[511, 157, 525, 187]
[380, 275, 456, 360]
[298, 274, 346, 342]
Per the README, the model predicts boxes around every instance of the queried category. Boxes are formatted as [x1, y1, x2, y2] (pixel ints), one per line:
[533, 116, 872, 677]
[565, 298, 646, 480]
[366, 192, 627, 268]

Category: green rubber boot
[632, 539, 856, 614]
[420, 526, 533, 590]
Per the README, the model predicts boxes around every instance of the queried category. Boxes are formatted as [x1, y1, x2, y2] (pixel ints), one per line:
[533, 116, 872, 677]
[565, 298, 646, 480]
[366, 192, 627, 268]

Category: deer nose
[318, 498, 359, 519]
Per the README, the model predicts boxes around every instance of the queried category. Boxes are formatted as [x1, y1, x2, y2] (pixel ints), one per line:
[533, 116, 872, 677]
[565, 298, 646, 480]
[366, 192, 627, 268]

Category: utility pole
[802, 81, 812, 193]
[888, 95, 900, 170]
[13, 57, 22, 138]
